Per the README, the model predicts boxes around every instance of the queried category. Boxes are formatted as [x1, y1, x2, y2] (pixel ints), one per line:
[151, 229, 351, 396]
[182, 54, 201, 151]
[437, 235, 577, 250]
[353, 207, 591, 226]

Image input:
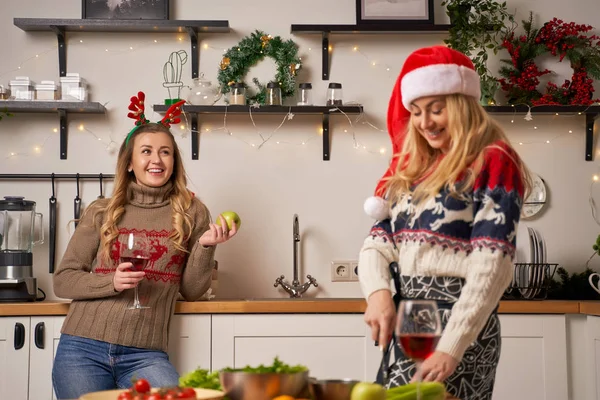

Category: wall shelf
[1, 101, 107, 159]
[13, 18, 230, 79]
[290, 23, 450, 80]
[153, 104, 364, 160]
[484, 105, 600, 161]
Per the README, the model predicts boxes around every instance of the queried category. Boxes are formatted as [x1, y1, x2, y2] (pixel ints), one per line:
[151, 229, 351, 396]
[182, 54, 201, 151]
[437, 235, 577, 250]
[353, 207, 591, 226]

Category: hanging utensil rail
[0, 174, 114, 180]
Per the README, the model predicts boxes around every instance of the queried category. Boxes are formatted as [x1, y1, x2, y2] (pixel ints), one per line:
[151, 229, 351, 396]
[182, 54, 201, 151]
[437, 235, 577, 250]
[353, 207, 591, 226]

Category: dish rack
[502, 263, 558, 300]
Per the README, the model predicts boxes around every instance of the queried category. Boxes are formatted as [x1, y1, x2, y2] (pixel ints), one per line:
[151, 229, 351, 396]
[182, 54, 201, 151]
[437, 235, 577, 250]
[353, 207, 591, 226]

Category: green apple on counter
[216, 211, 241, 230]
[351, 382, 386, 400]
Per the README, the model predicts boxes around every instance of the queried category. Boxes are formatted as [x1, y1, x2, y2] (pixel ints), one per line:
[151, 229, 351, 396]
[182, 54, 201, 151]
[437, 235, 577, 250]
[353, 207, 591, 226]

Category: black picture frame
[356, 0, 434, 26]
[82, 0, 170, 20]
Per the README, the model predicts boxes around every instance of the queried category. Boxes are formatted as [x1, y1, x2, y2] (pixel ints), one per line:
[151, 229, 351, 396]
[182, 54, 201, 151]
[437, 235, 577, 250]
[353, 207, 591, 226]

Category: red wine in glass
[120, 255, 150, 272]
[395, 300, 442, 399]
[118, 232, 151, 309]
[399, 333, 441, 361]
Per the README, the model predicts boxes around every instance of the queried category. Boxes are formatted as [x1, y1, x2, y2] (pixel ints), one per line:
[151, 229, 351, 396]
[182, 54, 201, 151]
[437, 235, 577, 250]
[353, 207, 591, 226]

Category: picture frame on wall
[356, 0, 434, 25]
[82, 0, 170, 20]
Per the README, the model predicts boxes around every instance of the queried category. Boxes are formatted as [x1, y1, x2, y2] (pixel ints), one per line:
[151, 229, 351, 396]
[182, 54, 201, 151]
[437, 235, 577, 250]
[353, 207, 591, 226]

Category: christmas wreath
[498, 14, 600, 106]
[217, 30, 301, 105]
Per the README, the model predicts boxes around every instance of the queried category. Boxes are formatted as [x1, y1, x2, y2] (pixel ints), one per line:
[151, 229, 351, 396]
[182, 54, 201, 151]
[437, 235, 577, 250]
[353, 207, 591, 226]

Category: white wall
[0, 0, 599, 301]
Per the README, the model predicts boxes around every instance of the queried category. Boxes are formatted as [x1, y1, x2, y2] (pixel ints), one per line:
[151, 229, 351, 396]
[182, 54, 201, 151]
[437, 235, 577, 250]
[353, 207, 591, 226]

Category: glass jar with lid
[326, 82, 343, 106]
[297, 83, 312, 106]
[228, 82, 246, 105]
[266, 81, 282, 106]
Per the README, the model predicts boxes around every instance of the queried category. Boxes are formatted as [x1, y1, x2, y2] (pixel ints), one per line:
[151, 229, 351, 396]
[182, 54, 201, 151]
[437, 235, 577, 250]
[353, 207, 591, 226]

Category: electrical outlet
[349, 261, 359, 281]
[331, 261, 351, 282]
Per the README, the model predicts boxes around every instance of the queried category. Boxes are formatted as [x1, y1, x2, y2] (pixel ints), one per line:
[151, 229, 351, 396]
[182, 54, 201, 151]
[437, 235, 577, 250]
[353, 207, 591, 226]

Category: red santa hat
[364, 45, 481, 220]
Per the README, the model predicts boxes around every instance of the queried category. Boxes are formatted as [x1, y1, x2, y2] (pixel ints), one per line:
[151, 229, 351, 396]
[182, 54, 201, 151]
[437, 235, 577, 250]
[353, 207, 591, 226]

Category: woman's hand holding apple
[199, 213, 240, 246]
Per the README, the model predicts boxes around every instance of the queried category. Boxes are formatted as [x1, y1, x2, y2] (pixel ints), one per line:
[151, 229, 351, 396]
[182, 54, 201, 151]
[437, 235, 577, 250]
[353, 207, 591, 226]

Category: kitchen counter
[0, 299, 588, 316]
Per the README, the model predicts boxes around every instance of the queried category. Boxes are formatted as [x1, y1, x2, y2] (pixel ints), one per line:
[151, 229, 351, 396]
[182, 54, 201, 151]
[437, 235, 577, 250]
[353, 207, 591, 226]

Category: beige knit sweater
[53, 181, 215, 352]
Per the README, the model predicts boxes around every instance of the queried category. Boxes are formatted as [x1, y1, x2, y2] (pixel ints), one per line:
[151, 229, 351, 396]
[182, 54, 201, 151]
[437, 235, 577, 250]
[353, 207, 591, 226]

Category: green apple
[216, 211, 241, 230]
[350, 382, 386, 400]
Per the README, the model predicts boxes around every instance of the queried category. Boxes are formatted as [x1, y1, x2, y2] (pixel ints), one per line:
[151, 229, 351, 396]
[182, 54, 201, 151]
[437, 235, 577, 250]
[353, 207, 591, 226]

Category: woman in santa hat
[359, 45, 530, 399]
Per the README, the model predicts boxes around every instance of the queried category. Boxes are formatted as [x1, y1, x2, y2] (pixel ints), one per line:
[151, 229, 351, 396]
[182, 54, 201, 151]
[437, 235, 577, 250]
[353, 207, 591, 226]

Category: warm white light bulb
[203, 44, 208, 49]
[35, 54, 39, 58]
[53, 128, 58, 133]
[511, 120, 514, 123]
[328, 45, 332, 51]
[519, 142, 523, 145]
[10, 152, 15, 156]
[78, 124, 84, 131]
[302, 142, 306, 145]
[154, 40, 158, 43]
[353, 46, 358, 51]
[251, 144, 256, 147]
[308, 47, 312, 51]
[372, 62, 376, 66]
[534, 126, 538, 129]
[79, 40, 83, 43]
[379, 148, 386, 154]
[569, 130, 573, 133]
[546, 140, 550, 144]
[34, 146, 40, 153]
[594, 175, 599, 182]
[129, 46, 133, 50]
[319, 128, 324, 134]
[276, 141, 280, 145]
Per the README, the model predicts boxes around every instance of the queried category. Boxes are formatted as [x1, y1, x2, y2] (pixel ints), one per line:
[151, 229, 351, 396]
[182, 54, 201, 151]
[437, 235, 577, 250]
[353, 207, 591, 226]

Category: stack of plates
[513, 224, 547, 299]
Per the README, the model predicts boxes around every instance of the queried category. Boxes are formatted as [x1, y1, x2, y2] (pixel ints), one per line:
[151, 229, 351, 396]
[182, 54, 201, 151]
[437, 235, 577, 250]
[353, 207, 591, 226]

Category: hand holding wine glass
[396, 300, 442, 399]
[118, 232, 151, 309]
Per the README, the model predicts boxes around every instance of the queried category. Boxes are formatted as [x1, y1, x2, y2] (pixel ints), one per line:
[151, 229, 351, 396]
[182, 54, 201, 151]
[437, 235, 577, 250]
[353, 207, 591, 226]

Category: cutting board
[79, 388, 224, 400]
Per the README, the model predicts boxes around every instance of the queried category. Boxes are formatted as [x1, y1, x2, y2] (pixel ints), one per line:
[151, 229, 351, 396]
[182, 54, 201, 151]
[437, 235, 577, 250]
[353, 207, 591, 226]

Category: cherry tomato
[164, 394, 177, 400]
[117, 392, 134, 400]
[146, 394, 163, 400]
[178, 388, 197, 399]
[134, 378, 151, 394]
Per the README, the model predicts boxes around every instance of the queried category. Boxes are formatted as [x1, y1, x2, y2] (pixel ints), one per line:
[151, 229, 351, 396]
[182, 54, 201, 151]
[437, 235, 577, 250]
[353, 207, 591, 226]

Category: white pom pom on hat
[364, 46, 481, 220]
[364, 196, 390, 221]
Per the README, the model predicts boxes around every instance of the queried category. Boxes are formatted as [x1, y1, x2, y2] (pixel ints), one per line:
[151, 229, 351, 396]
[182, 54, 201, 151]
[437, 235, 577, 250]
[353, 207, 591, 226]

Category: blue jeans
[52, 334, 179, 400]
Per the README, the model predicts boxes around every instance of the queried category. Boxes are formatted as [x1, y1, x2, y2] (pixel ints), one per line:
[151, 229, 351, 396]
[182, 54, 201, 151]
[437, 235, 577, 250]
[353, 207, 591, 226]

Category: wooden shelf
[153, 104, 363, 160]
[1, 101, 106, 114]
[13, 18, 230, 79]
[484, 105, 600, 161]
[291, 23, 451, 34]
[13, 18, 229, 33]
[0, 101, 106, 159]
[291, 23, 450, 80]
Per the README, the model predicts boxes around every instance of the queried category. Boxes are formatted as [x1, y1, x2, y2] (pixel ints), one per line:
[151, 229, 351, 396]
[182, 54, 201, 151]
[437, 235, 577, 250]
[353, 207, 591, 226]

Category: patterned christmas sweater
[54, 181, 215, 352]
[358, 141, 524, 361]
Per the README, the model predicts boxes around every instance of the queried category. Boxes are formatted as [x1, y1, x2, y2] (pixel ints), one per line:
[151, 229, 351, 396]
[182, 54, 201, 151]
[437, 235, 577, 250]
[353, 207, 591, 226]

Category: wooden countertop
[579, 301, 600, 316]
[0, 299, 587, 316]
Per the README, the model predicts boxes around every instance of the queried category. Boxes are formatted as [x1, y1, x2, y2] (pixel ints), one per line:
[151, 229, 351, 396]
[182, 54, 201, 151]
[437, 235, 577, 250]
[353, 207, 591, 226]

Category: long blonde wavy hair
[89, 123, 195, 264]
[385, 94, 531, 206]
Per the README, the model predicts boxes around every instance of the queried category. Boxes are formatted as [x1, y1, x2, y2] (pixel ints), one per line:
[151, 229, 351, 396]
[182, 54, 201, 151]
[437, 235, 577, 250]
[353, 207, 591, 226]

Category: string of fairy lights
[1, 34, 599, 162]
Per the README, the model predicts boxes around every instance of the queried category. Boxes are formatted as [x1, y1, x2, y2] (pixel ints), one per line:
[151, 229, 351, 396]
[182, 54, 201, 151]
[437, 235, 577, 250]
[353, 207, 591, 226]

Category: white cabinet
[586, 315, 600, 400]
[167, 314, 212, 376]
[493, 314, 568, 400]
[29, 316, 65, 400]
[0, 317, 30, 400]
[211, 314, 381, 382]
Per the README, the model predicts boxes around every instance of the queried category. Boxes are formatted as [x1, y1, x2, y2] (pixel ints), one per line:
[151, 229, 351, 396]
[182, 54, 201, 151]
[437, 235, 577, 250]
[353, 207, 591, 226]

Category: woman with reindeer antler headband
[51, 92, 237, 399]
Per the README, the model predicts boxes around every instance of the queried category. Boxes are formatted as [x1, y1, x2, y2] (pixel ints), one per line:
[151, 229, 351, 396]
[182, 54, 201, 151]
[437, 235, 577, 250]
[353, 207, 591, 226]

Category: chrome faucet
[274, 214, 318, 298]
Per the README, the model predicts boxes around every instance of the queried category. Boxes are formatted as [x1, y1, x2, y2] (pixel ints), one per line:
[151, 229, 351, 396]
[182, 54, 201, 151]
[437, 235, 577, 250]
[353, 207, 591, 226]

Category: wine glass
[395, 300, 442, 399]
[118, 232, 151, 310]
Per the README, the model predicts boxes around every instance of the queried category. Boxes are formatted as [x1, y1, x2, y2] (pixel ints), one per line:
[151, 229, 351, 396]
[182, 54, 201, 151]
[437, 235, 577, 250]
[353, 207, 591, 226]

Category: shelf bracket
[58, 109, 67, 160]
[191, 114, 199, 160]
[322, 32, 330, 80]
[50, 25, 66, 77]
[586, 113, 598, 161]
[322, 112, 330, 160]
[186, 27, 199, 80]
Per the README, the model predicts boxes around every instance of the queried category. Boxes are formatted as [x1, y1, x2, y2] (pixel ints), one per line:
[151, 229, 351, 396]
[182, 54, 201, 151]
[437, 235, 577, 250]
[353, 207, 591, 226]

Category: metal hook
[51, 173, 56, 198]
[99, 173, 104, 198]
[75, 173, 80, 197]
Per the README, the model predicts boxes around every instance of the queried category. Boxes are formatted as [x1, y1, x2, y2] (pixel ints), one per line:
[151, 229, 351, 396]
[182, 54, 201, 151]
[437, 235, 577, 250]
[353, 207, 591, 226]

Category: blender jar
[0, 196, 44, 253]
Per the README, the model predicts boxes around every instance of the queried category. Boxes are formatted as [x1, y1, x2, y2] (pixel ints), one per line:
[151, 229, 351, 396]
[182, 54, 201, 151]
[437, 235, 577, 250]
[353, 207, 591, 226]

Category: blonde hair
[385, 94, 531, 205]
[85, 123, 194, 264]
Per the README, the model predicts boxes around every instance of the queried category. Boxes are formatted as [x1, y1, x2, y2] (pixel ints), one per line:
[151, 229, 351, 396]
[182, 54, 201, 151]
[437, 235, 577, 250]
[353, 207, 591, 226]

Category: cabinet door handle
[34, 322, 45, 349]
[14, 322, 25, 350]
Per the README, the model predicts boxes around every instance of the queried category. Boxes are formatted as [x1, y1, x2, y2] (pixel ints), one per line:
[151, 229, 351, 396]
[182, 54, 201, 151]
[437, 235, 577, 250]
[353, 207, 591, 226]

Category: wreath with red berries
[498, 13, 600, 106]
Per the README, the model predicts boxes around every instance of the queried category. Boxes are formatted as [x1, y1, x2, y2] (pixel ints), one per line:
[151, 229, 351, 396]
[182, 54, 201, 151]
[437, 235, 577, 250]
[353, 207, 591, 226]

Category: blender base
[0, 279, 38, 302]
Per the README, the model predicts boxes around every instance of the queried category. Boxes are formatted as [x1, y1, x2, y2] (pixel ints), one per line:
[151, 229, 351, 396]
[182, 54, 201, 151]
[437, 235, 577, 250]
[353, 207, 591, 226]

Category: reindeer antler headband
[125, 91, 186, 146]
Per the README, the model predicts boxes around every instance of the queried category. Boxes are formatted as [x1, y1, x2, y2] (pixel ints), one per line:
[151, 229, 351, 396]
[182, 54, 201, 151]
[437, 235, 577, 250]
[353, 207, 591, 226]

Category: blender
[0, 196, 44, 302]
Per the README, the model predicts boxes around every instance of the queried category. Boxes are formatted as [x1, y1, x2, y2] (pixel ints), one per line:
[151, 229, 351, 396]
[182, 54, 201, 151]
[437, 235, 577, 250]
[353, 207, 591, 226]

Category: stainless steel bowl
[309, 378, 360, 400]
[219, 370, 309, 400]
